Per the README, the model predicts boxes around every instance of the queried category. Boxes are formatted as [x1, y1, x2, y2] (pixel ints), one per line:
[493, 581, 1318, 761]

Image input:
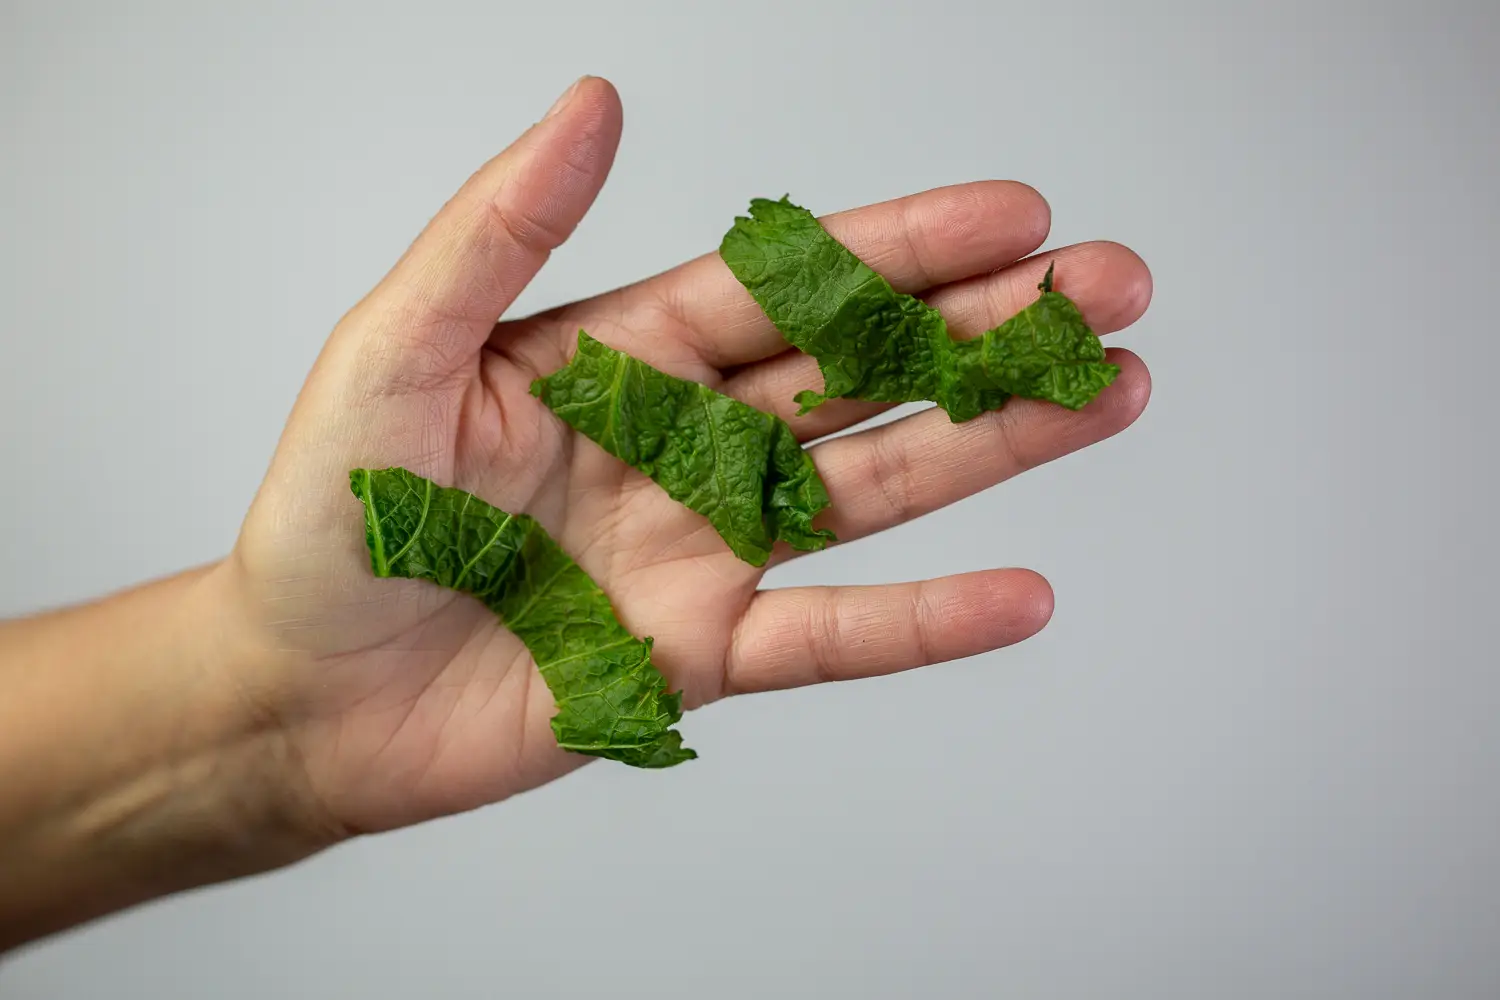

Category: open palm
[227, 78, 1152, 839]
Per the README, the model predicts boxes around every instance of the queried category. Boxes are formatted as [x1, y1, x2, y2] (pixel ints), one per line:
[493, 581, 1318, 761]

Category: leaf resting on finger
[531, 330, 836, 567]
[718, 196, 1120, 422]
[349, 466, 695, 768]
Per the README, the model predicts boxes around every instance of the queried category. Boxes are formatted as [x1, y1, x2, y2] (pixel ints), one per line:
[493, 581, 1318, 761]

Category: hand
[222, 76, 1153, 839]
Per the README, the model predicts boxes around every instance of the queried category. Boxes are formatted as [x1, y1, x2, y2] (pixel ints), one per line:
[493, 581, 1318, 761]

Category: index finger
[600, 181, 1054, 370]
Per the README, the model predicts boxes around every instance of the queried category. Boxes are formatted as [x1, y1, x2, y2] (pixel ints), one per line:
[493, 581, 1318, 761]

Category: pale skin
[0, 77, 1152, 951]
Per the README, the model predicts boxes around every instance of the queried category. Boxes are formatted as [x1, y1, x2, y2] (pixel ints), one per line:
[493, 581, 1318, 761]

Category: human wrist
[0, 562, 343, 950]
[187, 556, 355, 859]
[121, 559, 352, 876]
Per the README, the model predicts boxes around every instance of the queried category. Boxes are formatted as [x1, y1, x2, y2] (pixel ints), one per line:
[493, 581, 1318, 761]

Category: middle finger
[723, 239, 1153, 441]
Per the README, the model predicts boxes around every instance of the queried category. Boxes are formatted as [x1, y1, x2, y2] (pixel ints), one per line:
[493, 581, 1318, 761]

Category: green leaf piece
[718, 197, 1120, 422]
[531, 330, 835, 567]
[349, 467, 695, 768]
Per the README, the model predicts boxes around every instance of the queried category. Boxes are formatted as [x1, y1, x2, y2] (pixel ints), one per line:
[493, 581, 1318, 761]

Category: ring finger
[768, 347, 1150, 566]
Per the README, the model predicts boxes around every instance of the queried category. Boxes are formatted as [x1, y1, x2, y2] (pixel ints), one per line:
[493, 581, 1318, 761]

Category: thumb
[352, 76, 623, 384]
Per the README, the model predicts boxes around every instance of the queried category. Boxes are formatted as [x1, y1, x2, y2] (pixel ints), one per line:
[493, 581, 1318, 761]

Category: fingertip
[565, 75, 623, 128]
[1080, 241, 1153, 332]
[1097, 348, 1152, 429]
[931, 179, 1054, 267]
[990, 179, 1052, 248]
[1002, 568, 1055, 638]
[958, 568, 1054, 649]
[542, 75, 623, 158]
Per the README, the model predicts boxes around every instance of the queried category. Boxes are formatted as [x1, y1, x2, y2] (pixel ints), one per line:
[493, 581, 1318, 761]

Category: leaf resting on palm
[349, 467, 695, 768]
[531, 330, 835, 566]
[718, 196, 1120, 422]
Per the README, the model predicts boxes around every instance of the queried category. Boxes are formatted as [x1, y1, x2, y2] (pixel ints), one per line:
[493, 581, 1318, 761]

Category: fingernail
[544, 76, 590, 120]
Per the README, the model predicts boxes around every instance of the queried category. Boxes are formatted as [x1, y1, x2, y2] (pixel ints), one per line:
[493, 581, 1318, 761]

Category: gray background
[2, 2, 1497, 997]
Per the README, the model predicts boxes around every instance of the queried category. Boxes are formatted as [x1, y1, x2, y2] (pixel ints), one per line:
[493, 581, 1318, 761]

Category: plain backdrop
[2, 2, 1497, 997]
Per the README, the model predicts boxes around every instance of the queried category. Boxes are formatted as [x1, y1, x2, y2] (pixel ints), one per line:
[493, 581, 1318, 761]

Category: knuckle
[985, 405, 1033, 473]
[808, 593, 847, 686]
[907, 585, 939, 667]
[865, 435, 922, 525]
[893, 199, 933, 288]
[484, 196, 570, 257]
